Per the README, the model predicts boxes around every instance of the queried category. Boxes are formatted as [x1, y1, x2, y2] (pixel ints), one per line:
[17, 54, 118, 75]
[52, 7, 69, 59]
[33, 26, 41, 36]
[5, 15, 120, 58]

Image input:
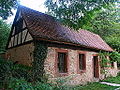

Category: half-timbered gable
[7, 7, 33, 49]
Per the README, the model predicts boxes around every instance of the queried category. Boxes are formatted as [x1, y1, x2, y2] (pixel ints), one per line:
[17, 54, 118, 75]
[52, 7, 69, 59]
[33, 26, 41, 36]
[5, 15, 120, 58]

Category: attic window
[57, 50, 68, 73]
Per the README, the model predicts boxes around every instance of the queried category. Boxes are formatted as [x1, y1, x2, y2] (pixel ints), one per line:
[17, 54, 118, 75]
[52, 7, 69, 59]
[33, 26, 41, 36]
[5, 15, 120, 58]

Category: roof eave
[34, 37, 113, 52]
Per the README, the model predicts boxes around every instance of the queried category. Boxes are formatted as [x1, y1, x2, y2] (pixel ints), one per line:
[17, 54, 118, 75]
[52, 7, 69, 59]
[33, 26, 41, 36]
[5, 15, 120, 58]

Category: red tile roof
[20, 6, 113, 52]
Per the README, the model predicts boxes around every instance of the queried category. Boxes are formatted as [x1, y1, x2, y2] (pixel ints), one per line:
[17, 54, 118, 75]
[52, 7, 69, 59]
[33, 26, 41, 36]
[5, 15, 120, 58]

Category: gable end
[6, 7, 33, 49]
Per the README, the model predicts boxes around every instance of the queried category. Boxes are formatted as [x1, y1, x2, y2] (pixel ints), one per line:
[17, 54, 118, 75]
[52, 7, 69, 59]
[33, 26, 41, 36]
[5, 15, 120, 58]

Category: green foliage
[45, 0, 118, 30]
[0, 19, 10, 53]
[0, 0, 18, 19]
[99, 52, 111, 68]
[6, 78, 55, 90]
[99, 51, 120, 75]
[102, 75, 120, 84]
[99, 51, 120, 66]
[72, 82, 119, 90]
[110, 51, 120, 63]
[82, 4, 119, 37]
[80, 4, 120, 51]
[8, 78, 34, 90]
[0, 57, 31, 88]
[0, 57, 57, 90]
[6, 77, 65, 90]
[31, 41, 48, 82]
[105, 33, 120, 52]
[33, 81, 54, 90]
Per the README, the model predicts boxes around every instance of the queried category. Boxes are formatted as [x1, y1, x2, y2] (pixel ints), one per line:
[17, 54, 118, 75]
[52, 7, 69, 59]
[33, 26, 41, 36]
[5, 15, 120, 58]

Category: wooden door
[93, 56, 99, 78]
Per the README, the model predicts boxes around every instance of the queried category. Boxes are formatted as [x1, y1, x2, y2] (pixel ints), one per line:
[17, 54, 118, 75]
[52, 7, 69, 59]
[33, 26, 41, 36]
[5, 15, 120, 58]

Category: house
[6, 6, 118, 85]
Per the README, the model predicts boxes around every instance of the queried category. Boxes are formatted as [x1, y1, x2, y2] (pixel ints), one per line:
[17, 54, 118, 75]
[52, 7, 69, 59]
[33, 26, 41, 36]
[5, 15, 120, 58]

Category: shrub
[8, 78, 34, 90]
[110, 51, 120, 63]
[7, 77, 59, 90]
[33, 81, 54, 90]
[0, 57, 31, 89]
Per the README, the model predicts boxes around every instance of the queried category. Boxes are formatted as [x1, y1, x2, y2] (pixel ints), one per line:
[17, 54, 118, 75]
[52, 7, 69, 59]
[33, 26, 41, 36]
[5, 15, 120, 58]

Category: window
[79, 54, 86, 70]
[57, 52, 67, 73]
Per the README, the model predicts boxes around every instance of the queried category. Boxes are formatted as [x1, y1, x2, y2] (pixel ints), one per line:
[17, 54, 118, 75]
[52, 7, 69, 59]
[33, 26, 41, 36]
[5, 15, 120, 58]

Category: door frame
[93, 54, 99, 78]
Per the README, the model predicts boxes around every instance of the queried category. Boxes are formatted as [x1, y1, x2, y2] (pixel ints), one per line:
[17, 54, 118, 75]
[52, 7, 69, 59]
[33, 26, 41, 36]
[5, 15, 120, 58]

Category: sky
[20, 0, 47, 12]
[7, 0, 47, 23]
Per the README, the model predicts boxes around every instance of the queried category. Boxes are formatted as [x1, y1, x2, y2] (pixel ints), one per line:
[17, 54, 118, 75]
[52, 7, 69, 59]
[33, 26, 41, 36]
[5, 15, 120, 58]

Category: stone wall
[100, 62, 118, 80]
[44, 47, 118, 85]
[6, 43, 118, 85]
[6, 43, 34, 66]
[108, 62, 118, 76]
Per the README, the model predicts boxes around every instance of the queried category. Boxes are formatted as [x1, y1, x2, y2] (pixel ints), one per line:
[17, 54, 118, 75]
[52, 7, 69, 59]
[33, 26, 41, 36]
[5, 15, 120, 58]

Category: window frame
[77, 51, 86, 74]
[92, 54, 99, 78]
[55, 49, 68, 76]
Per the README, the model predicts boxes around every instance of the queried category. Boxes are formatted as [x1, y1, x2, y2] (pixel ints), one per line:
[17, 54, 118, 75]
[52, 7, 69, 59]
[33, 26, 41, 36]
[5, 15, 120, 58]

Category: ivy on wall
[109, 51, 120, 63]
[99, 52, 111, 68]
[31, 41, 48, 82]
[99, 52, 111, 75]
[99, 51, 120, 75]
[99, 51, 120, 64]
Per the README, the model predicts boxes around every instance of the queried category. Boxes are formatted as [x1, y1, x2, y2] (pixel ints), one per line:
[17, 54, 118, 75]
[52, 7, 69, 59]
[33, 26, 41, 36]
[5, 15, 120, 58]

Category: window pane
[79, 54, 85, 70]
[58, 52, 67, 73]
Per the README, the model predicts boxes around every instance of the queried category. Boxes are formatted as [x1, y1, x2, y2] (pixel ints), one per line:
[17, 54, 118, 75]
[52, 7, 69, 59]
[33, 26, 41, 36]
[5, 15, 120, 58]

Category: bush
[8, 78, 34, 90]
[0, 57, 31, 89]
[0, 57, 59, 90]
[110, 51, 120, 63]
[33, 81, 54, 90]
[7, 77, 61, 90]
[0, 57, 68, 90]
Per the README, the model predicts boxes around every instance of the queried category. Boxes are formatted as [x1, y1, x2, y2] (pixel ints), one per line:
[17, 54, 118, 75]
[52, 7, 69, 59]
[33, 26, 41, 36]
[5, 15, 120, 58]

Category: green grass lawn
[70, 82, 119, 90]
[102, 75, 120, 84]
[61, 75, 120, 90]
[69, 75, 120, 90]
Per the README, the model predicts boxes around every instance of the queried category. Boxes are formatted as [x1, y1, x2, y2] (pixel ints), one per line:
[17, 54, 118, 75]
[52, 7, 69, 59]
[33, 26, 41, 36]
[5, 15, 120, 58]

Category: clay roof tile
[20, 6, 113, 52]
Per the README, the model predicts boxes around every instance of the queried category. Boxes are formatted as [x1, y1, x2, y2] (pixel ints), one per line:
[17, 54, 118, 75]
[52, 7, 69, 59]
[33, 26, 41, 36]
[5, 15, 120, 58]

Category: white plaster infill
[100, 82, 120, 86]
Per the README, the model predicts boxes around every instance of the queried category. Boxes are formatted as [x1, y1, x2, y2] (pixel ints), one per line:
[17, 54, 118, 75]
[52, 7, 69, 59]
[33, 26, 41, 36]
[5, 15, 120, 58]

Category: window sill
[77, 70, 86, 74]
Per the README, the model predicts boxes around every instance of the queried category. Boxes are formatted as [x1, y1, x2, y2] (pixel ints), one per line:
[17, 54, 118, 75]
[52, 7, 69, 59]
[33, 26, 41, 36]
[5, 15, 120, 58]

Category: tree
[0, 19, 10, 53]
[105, 31, 120, 52]
[81, 4, 120, 51]
[0, 0, 18, 19]
[83, 5, 118, 36]
[45, 0, 118, 30]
